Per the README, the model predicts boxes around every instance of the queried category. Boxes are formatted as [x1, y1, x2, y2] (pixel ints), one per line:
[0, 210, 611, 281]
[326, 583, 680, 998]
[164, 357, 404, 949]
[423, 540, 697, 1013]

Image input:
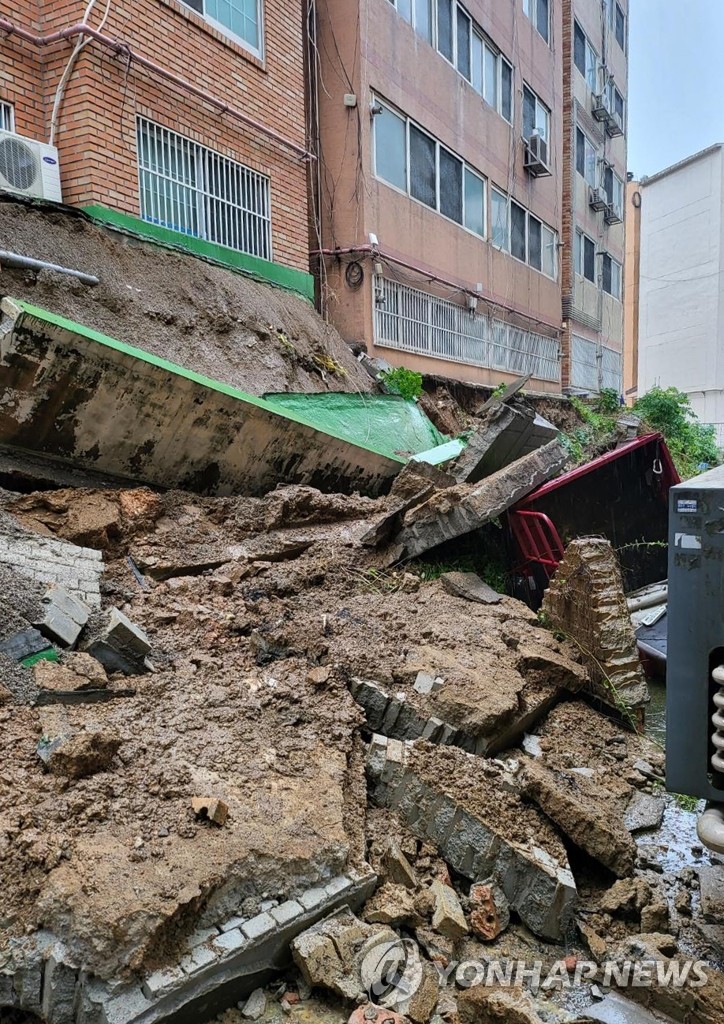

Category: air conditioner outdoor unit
[0, 130, 62, 202]
[591, 94, 610, 122]
[589, 187, 608, 212]
[523, 133, 551, 178]
[606, 111, 624, 138]
[604, 202, 623, 225]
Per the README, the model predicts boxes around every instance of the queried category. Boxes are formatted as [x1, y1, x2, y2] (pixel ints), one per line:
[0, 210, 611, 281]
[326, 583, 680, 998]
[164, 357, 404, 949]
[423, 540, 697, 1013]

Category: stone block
[178, 943, 217, 975]
[102, 984, 153, 1024]
[141, 965, 185, 999]
[430, 880, 468, 939]
[188, 926, 219, 948]
[212, 928, 247, 955]
[325, 876, 350, 898]
[220, 915, 246, 932]
[270, 899, 303, 926]
[84, 608, 151, 675]
[298, 886, 327, 911]
[241, 912, 276, 941]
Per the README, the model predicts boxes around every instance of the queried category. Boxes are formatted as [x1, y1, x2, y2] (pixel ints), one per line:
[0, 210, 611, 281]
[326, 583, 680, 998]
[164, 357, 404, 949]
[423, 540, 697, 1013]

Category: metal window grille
[0, 102, 15, 132]
[137, 118, 271, 261]
[601, 345, 622, 392]
[571, 335, 599, 391]
[374, 276, 560, 382]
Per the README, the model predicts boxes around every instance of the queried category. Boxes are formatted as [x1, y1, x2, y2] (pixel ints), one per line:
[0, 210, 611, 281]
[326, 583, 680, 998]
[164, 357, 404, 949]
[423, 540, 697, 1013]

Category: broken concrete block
[46, 730, 122, 780]
[34, 586, 91, 648]
[598, 878, 652, 918]
[458, 984, 543, 1024]
[83, 608, 151, 675]
[469, 879, 510, 941]
[640, 898, 670, 934]
[520, 760, 637, 878]
[291, 908, 399, 1003]
[35, 653, 108, 693]
[191, 796, 229, 826]
[405, 960, 441, 1024]
[391, 440, 567, 561]
[363, 883, 422, 928]
[440, 571, 502, 605]
[541, 538, 649, 711]
[452, 403, 537, 483]
[699, 865, 724, 922]
[430, 880, 468, 940]
[241, 988, 267, 1020]
[624, 790, 667, 833]
[383, 839, 418, 890]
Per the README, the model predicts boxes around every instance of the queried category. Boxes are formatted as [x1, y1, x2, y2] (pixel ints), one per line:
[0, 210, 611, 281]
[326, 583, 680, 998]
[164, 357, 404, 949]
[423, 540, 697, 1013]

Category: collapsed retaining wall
[2, 872, 377, 1024]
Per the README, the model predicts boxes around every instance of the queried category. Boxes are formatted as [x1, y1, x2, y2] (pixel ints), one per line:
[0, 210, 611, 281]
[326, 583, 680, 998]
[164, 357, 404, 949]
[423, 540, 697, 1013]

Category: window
[575, 128, 597, 187]
[375, 105, 407, 192]
[614, 4, 625, 49]
[491, 188, 509, 250]
[606, 82, 625, 126]
[372, 98, 486, 237]
[136, 118, 271, 260]
[387, 0, 512, 123]
[492, 186, 557, 279]
[575, 230, 596, 283]
[603, 164, 624, 214]
[523, 0, 549, 44]
[0, 102, 14, 132]
[523, 85, 550, 143]
[180, 0, 261, 55]
[574, 22, 598, 91]
[602, 253, 622, 298]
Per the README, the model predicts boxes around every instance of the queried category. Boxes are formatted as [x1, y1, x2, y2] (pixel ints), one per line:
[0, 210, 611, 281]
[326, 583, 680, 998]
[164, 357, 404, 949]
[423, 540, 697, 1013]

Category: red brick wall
[1, 0, 309, 271]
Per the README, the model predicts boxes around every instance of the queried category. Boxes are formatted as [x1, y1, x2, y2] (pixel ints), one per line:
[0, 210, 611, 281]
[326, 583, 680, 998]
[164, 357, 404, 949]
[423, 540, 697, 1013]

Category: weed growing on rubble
[381, 366, 423, 401]
[412, 556, 507, 593]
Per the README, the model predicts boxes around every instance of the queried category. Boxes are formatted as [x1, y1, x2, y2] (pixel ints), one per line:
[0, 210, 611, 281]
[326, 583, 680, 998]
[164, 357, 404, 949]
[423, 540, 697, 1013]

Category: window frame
[179, 0, 263, 59]
[491, 185, 558, 280]
[603, 163, 624, 215]
[602, 252, 622, 299]
[522, 83, 550, 143]
[0, 101, 15, 132]
[372, 96, 487, 239]
[575, 127, 598, 187]
[575, 229, 597, 283]
[387, 0, 513, 123]
[573, 21, 598, 92]
[523, 0, 550, 45]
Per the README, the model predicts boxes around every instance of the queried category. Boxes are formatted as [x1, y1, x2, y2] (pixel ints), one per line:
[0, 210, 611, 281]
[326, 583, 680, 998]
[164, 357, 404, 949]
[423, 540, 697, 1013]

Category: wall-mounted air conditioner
[523, 133, 551, 178]
[606, 111, 624, 138]
[604, 202, 623, 225]
[591, 94, 610, 122]
[0, 130, 62, 202]
[589, 187, 608, 212]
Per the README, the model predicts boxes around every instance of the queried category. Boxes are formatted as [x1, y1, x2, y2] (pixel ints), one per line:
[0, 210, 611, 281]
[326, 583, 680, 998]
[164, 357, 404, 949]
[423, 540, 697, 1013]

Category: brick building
[560, 0, 628, 393]
[0, 1, 312, 286]
[311, 0, 565, 393]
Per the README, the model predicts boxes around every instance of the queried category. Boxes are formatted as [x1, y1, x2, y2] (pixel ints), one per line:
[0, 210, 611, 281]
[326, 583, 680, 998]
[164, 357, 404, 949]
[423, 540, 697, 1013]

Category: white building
[638, 144, 724, 438]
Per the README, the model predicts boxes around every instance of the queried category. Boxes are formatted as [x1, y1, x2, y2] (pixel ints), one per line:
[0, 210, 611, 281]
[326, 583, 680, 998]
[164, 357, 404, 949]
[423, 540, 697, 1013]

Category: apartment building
[561, 0, 628, 394]
[0, 1, 312, 288]
[637, 145, 724, 442]
[311, 0, 565, 393]
[623, 175, 641, 404]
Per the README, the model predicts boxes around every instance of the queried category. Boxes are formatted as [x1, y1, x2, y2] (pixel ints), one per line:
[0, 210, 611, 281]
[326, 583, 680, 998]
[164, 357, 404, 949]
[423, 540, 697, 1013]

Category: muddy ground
[0, 480, 722, 1024]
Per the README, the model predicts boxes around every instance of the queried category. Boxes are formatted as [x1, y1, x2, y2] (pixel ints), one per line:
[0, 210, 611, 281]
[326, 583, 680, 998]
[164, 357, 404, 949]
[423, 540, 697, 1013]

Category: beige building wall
[313, 0, 564, 393]
[623, 178, 641, 404]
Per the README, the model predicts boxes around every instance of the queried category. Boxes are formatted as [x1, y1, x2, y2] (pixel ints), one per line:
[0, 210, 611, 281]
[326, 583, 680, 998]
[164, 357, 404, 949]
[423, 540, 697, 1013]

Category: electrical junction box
[667, 464, 724, 801]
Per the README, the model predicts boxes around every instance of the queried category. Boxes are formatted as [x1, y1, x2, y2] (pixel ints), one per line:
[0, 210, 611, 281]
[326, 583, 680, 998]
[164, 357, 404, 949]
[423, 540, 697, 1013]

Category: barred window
[0, 102, 14, 132]
[137, 118, 271, 261]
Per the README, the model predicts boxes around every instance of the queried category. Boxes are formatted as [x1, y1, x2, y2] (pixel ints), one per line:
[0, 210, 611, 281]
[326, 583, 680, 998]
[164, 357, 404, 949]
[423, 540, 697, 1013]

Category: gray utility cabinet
[667, 464, 724, 800]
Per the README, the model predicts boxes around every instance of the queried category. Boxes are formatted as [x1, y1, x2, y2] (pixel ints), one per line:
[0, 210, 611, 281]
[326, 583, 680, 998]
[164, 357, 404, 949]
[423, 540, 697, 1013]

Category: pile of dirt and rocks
[0, 478, 721, 1024]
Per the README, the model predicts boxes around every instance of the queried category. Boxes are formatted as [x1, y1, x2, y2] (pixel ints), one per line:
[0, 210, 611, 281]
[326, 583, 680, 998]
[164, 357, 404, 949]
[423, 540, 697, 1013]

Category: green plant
[672, 792, 699, 813]
[594, 387, 621, 414]
[634, 387, 719, 478]
[381, 366, 423, 401]
[412, 555, 507, 593]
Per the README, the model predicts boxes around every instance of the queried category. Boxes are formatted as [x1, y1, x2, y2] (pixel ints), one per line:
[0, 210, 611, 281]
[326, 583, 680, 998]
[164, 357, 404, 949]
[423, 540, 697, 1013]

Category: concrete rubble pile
[0, 467, 721, 1024]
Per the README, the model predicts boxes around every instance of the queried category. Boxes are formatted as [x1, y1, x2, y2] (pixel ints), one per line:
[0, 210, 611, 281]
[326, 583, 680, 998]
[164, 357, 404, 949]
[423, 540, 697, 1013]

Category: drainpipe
[0, 17, 313, 162]
[697, 804, 724, 855]
[0, 250, 99, 285]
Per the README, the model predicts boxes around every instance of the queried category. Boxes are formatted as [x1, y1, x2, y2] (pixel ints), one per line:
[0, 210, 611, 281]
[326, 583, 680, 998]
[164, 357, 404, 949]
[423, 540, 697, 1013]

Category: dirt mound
[0, 199, 375, 397]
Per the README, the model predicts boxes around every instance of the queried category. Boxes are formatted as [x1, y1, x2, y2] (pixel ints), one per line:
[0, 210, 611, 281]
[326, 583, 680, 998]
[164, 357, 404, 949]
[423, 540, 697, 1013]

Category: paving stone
[324, 876, 349, 897]
[270, 899, 303, 926]
[212, 928, 246, 955]
[142, 965, 185, 999]
[188, 925, 219, 947]
[298, 887, 327, 911]
[220, 915, 246, 932]
[241, 912, 276, 941]
[178, 944, 217, 975]
[102, 984, 153, 1024]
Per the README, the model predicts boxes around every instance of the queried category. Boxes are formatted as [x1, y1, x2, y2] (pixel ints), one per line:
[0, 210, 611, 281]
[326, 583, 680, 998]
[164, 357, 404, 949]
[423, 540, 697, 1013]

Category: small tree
[380, 366, 423, 401]
[634, 387, 719, 478]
